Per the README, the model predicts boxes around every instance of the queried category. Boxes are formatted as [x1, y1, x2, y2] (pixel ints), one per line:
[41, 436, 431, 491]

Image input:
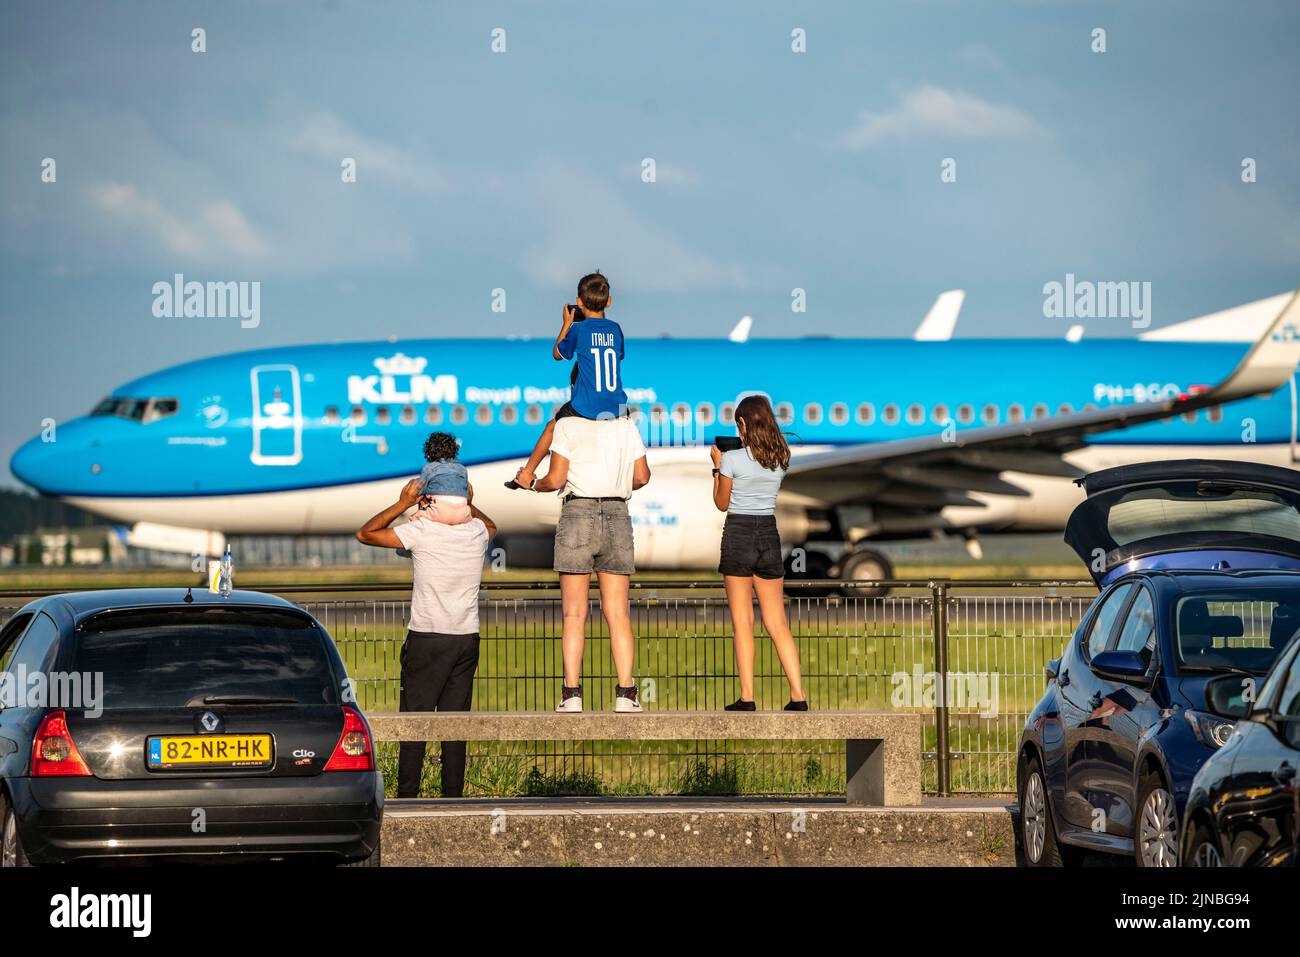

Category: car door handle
[1275, 762, 1296, 783]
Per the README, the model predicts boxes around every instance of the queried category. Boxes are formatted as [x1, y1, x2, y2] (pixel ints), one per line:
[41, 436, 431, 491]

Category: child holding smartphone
[512, 272, 626, 490]
[709, 395, 808, 711]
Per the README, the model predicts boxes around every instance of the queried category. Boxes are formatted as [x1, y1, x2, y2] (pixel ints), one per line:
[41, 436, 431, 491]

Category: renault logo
[198, 711, 222, 733]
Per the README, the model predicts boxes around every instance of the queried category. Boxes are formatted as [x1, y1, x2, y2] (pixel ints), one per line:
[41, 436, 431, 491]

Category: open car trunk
[1064, 459, 1300, 585]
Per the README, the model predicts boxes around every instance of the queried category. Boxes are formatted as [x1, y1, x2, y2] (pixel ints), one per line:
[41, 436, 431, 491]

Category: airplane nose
[10, 434, 57, 491]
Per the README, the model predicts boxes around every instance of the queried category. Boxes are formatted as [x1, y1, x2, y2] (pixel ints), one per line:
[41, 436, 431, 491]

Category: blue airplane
[10, 289, 1300, 588]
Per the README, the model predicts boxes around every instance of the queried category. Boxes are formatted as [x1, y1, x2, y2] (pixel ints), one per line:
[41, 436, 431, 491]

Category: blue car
[1017, 459, 1300, 867]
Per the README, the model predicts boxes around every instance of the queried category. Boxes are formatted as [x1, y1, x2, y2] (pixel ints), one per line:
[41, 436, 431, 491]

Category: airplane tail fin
[1139, 291, 1293, 342]
[913, 290, 964, 341]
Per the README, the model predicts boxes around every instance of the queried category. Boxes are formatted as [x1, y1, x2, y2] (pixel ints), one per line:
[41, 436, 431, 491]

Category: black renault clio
[0, 589, 382, 866]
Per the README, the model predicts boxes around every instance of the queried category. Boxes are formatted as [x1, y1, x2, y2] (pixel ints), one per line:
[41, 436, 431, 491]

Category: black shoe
[725, 699, 756, 711]
[784, 700, 809, 711]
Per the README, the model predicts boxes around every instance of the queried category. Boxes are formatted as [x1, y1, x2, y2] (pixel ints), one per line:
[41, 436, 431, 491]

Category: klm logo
[347, 353, 458, 405]
[632, 502, 679, 528]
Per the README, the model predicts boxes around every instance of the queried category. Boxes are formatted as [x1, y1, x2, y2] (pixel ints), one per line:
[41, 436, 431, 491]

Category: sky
[1, 0, 1298, 486]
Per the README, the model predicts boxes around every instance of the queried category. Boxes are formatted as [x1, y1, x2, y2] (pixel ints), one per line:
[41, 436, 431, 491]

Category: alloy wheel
[1022, 771, 1047, 863]
[1139, 787, 1178, 867]
[1190, 840, 1222, 867]
[1, 811, 16, 869]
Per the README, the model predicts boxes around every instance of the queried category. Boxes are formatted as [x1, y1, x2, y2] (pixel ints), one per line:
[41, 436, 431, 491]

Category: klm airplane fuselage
[10, 337, 1296, 567]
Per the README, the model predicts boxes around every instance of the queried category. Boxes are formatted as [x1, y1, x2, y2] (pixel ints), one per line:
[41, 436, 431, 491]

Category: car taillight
[32, 711, 91, 777]
[324, 705, 374, 771]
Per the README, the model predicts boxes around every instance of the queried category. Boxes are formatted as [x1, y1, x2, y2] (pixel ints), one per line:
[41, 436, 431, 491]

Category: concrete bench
[366, 710, 921, 807]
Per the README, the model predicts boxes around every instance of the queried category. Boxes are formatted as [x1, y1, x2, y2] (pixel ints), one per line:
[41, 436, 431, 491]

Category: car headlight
[1185, 709, 1236, 749]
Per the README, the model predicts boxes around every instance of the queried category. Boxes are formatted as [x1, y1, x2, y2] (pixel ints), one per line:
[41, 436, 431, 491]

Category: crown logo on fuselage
[373, 352, 428, 376]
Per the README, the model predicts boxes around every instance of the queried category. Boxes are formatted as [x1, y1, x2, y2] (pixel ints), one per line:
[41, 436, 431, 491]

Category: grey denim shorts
[553, 497, 636, 575]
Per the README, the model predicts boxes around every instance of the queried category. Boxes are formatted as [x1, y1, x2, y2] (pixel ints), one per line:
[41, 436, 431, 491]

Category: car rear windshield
[72, 607, 340, 709]
[1175, 588, 1300, 674]
[1108, 485, 1300, 547]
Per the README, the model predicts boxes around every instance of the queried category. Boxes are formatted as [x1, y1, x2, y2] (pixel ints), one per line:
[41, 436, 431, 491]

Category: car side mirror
[1090, 649, 1151, 683]
[1202, 673, 1255, 720]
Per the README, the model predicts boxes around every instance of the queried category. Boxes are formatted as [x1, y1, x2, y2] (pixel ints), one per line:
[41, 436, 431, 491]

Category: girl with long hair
[709, 394, 808, 710]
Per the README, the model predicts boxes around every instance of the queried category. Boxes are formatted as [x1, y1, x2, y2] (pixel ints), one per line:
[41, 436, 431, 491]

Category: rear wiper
[193, 694, 299, 706]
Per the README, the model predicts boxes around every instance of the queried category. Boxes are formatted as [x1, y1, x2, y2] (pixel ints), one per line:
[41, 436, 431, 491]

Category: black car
[0, 589, 383, 866]
[1179, 629, 1300, 866]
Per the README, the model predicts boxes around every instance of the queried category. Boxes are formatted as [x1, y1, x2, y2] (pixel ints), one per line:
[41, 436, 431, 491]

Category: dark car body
[1179, 630, 1300, 867]
[1017, 460, 1300, 867]
[0, 589, 383, 865]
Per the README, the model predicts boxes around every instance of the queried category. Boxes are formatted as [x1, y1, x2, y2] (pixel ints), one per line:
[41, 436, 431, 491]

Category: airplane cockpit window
[91, 397, 179, 424]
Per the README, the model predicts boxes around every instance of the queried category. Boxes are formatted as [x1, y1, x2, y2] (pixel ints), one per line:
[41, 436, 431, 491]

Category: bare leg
[724, 575, 757, 701]
[597, 572, 635, 687]
[753, 576, 806, 701]
[515, 419, 556, 485]
[559, 573, 589, 687]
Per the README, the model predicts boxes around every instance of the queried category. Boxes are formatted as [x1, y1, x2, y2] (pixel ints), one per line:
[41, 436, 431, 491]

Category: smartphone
[567, 304, 586, 322]
[713, 436, 742, 452]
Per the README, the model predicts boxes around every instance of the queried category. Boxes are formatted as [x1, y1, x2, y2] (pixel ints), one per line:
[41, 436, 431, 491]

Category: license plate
[147, 734, 274, 769]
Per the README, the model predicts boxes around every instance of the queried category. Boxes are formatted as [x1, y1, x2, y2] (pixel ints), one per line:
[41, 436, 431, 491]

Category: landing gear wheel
[838, 549, 893, 599]
[1017, 754, 1081, 867]
[783, 549, 834, 598]
[1, 801, 31, 868]
[1136, 773, 1179, 867]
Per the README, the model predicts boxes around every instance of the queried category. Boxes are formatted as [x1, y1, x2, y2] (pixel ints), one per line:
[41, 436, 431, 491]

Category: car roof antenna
[184, 587, 194, 604]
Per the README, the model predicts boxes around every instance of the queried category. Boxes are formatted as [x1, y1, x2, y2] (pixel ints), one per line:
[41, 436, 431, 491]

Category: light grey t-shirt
[393, 517, 489, 634]
[721, 448, 785, 515]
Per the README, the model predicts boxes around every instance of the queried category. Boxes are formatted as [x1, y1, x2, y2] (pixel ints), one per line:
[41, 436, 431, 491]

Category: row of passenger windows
[322, 401, 1225, 427]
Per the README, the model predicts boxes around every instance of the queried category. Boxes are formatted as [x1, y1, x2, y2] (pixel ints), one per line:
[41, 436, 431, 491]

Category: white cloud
[290, 110, 446, 194]
[87, 182, 271, 260]
[842, 86, 1045, 149]
[954, 44, 1005, 71]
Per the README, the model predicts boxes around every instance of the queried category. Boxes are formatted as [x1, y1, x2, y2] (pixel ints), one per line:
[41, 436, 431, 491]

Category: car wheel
[838, 549, 893, 599]
[1, 801, 31, 868]
[1136, 773, 1179, 867]
[342, 834, 381, 867]
[1183, 820, 1223, 867]
[1018, 755, 1077, 866]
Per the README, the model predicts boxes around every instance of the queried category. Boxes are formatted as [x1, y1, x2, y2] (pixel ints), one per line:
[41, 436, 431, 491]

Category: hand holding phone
[713, 436, 742, 452]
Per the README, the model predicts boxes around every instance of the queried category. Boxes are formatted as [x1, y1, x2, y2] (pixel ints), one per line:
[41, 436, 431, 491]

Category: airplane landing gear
[838, 549, 894, 599]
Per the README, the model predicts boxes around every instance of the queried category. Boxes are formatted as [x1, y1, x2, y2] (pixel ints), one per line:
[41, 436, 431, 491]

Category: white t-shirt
[550, 416, 647, 499]
[393, 517, 489, 634]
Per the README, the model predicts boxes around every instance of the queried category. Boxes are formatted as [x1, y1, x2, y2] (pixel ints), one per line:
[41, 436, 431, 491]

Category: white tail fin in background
[1139, 292, 1292, 342]
[913, 290, 964, 341]
[728, 315, 752, 343]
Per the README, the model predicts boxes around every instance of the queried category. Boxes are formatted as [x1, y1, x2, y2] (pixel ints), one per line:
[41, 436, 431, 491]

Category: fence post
[931, 580, 951, 796]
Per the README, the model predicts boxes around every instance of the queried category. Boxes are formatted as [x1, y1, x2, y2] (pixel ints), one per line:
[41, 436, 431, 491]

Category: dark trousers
[397, 630, 480, 798]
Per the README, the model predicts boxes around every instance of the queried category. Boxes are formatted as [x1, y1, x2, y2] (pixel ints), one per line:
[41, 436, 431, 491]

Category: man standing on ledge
[356, 468, 496, 797]
[531, 412, 651, 713]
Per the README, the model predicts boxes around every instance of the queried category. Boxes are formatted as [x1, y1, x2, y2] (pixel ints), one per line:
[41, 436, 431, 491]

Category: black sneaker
[555, 685, 583, 713]
[725, 699, 757, 711]
[614, 685, 642, 713]
[784, 700, 809, 712]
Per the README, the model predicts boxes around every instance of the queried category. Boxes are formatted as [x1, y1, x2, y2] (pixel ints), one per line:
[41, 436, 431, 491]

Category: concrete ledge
[381, 798, 1015, 867]
[367, 710, 922, 806]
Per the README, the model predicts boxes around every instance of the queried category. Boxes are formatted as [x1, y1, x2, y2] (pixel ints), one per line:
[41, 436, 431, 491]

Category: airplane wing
[784, 288, 1300, 518]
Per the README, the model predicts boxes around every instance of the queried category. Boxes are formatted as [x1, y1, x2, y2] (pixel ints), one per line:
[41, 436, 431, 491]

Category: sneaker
[555, 686, 583, 713]
[784, 699, 809, 712]
[724, 699, 756, 712]
[614, 685, 642, 713]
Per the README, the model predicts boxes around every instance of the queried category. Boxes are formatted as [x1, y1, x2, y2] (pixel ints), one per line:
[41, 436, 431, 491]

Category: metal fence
[0, 578, 1098, 797]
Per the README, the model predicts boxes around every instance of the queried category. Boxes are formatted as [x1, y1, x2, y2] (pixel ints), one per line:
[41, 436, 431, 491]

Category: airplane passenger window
[375, 407, 391, 425]
[475, 405, 492, 425]
[906, 403, 923, 424]
[350, 406, 366, 425]
[671, 403, 690, 426]
[957, 404, 974, 424]
[720, 403, 735, 425]
[932, 404, 949, 425]
[981, 404, 999, 425]
[1007, 403, 1025, 423]
[1182, 410, 1197, 423]
[1207, 406, 1223, 423]
[775, 403, 794, 425]
[696, 403, 715, 426]
[1031, 403, 1048, 419]
[425, 405, 443, 425]
[525, 405, 542, 425]
[324, 406, 340, 424]
[650, 404, 667, 424]
[500, 405, 518, 425]
[1057, 403, 1073, 415]
[830, 403, 848, 425]
[399, 406, 416, 425]
[451, 405, 468, 425]
[883, 404, 899, 425]
[856, 403, 875, 425]
[624, 404, 643, 423]
[803, 403, 823, 425]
